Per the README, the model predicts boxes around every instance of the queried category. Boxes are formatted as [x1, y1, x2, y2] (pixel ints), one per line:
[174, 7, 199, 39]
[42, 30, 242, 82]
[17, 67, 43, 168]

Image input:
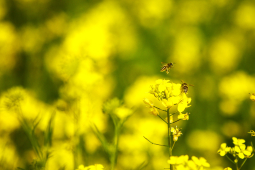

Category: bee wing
[161, 62, 167, 66]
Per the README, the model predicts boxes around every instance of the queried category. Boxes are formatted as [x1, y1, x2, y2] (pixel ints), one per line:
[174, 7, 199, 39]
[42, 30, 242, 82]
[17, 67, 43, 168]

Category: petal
[177, 102, 186, 112]
[221, 143, 227, 149]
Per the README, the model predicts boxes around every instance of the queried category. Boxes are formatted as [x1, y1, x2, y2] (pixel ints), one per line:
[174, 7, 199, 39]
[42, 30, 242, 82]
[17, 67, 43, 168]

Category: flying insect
[181, 80, 194, 94]
[160, 62, 174, 74]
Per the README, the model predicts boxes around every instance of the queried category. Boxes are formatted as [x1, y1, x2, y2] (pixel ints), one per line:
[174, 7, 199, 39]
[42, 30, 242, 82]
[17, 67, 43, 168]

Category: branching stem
[143, 136, 168, 147]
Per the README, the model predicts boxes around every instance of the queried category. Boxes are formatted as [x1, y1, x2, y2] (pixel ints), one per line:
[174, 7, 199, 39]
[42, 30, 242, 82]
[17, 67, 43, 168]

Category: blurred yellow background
[0, 0, 255, 169]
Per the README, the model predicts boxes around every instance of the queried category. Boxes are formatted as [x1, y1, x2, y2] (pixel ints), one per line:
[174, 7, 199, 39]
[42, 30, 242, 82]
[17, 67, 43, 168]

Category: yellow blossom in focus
[218, 143, 230, 156]
[171, 126, 182, 141]
[249, 93, 255, 101]
[149, 79, 191, 113]
[178, 112, 189, 120]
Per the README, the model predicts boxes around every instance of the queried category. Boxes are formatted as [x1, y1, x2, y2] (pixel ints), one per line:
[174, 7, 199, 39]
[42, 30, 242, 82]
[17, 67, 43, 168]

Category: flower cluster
[218, 137, 254, 159]
[167, 155, 210, 170]
[146, 79, 191, 113]
[76, 164, 104, 170]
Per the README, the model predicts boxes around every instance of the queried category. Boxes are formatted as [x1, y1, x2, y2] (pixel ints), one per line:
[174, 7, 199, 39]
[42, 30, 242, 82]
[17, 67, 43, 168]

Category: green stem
[167, 108, 172, 170]
[239, 158, 247, 170]
[225, 155, 235, 164]
[143, 136, 168, 147]
[154, 106, 167, 112]
[110, 128, 118, 170]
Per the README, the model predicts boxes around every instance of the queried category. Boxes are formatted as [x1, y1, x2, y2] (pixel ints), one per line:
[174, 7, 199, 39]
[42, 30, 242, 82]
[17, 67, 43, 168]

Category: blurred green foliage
[0, 0, 255, 169]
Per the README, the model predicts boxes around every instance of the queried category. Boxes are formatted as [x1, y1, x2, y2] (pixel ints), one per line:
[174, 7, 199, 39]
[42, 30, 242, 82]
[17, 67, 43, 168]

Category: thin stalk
[225, 155, 235, 164]
[143, 136, 168, 147]
[239, 158, 248, 170]
[111, 128, 119, 170]
[154, 106, 167, 112]
[171, 141, 176, 150]
[167, 108, 172, 170]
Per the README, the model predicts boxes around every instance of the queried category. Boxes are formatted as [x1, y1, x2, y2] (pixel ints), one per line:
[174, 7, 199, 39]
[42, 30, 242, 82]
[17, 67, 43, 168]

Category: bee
[181, 80, 194, 94]
[160, 62, 174, 74]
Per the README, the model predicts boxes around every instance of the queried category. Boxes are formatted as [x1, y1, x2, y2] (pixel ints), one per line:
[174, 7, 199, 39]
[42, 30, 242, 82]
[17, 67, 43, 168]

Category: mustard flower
[191, 156, 210, 168]
[218, 143, 231, 156]
[171, 126, 182, 141]
[168, 155, 189, 165]
[162, 98, 173, 108]
[249, 93, 255, 101]
[168, 155, 210, 170]
[224, 168, 232, 170]
[232, 137, 245, 146]
[178, 112, 189, 120]
[76, 165, 86, 170]
[143, 98, 159, 116]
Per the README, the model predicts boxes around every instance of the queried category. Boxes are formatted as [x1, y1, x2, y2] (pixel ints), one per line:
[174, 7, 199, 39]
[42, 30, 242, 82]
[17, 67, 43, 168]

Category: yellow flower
[167, 155, 189, 165]
[232, 137, 245, 146]
[218, 143, 231, 156]
[76, 165, 86, 170]
[171, 126, 182, 141]
[150, 107, 159, 116]
[172, 83, 182, 96]
[143, 98, 159, 116]
[178, 113, 189, 120]
[177, 94, 191, 113]
[162, 99, 173, 108]
[249, 93, 255, 101]
[224, 168, 232, 170]
[143, 98, 154, 108]
[156, 79, 171, 92]
[191, 156, 210, 167]
[89, 164, 104, 170]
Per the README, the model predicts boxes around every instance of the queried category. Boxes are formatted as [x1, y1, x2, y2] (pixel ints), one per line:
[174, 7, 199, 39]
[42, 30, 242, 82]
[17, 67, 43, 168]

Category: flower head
[191, 156, 210, 168]
[171, 126, 182, 141]
[224, 168, 232, 170]
[149, 79, 191, 113]
[232, 137, 245, 146]
[178, 112, 189, 120]
[218, 143, 231, 156]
